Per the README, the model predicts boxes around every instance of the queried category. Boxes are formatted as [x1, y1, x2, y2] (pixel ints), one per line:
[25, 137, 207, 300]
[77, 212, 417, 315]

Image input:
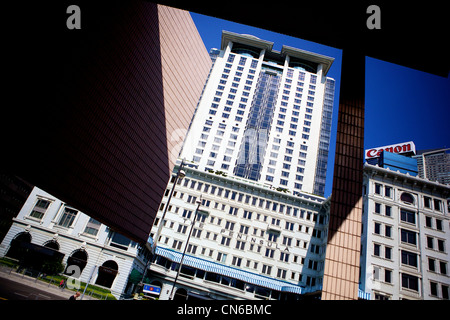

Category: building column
[322, 49, 365, 300]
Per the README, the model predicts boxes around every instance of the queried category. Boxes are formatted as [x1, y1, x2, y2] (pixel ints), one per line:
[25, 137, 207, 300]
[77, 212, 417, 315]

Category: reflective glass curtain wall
[234, 67, 282, 180]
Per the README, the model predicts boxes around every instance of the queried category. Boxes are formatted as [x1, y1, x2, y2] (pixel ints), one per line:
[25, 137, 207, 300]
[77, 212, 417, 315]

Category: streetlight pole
[139, 159, 185, 295]
[152, 159, 186, 253]
[169, 196, 202, 300]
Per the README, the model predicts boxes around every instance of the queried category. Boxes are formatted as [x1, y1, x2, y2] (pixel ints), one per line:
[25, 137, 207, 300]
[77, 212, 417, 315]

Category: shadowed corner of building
[3, 1, 186, 244]
[321, 48, 365, 300]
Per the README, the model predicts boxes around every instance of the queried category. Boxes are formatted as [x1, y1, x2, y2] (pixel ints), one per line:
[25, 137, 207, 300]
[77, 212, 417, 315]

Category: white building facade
[0, 187, 151, 299]
[147, 162, 329, 300]
[360, 163, 450, 300]
[180, 31, 335, 197]
[145, 32, 339, 300]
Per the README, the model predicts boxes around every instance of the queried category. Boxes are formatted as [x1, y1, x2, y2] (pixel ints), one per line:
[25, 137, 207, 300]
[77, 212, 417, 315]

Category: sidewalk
[0, 266, 97, 300]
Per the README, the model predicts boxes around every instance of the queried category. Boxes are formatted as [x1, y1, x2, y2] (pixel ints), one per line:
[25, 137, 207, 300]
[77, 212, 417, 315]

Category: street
[0, 277, 69, 300]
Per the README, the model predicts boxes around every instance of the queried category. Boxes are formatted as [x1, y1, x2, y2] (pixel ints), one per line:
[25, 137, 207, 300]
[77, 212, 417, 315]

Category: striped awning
[155, 246, 304, 294]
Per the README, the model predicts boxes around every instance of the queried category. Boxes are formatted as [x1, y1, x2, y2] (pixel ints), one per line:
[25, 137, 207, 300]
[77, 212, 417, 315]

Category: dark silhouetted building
[3, 1, 211, 243]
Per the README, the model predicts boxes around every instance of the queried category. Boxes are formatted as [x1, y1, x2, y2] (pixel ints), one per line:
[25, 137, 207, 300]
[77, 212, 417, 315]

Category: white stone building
[146, 161, 330, 300]
[0, 186, 151, 299]
[360, 163, 450, 300]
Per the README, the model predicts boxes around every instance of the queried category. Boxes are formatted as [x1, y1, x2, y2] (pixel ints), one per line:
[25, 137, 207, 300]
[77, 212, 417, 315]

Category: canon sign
[365, 141, 416, 159]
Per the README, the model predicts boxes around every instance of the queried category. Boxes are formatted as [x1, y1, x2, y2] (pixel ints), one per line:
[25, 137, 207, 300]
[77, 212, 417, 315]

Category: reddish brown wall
[158, 5, 212, 168]
[4, 1, 210, 243]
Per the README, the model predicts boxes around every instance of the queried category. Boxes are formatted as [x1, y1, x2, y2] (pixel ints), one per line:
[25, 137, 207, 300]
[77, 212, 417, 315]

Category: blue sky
[190, 12, 450, 197]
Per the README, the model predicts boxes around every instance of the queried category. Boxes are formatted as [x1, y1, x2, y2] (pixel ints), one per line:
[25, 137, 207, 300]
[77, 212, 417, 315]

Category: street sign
[143, 284, 161, 296]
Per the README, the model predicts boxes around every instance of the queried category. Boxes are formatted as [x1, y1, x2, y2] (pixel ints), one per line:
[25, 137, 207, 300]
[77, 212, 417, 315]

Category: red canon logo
[366, 143, 413, 159]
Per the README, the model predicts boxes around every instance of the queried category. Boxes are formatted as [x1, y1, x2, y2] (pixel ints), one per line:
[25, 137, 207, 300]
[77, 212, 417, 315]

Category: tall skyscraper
[413, 148, 450, 185]
[180, 31, 335, 197]
[145, 31, 341, 300]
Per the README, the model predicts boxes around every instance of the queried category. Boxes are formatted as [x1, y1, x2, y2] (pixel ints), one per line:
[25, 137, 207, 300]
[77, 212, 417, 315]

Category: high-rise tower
[146, 31, 338, 300]
[180, 31, 335, 197]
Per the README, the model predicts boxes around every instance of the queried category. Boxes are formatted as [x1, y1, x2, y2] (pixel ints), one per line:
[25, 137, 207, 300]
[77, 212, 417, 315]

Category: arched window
[43, 240, 60, 251]
[6, 232, 32, 260]
[173, 288, 188, 301]
[95, 260, 119, 288]
[400, 192, 415, 205]
[65, 249, 88, 275]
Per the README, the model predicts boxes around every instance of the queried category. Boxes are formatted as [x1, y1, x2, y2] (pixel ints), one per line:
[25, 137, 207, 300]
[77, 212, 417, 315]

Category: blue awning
[155, 246, 304, 294]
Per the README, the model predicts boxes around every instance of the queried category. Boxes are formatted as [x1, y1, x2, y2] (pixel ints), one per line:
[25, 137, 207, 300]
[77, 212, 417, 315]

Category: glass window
[400, 209, 416, 224]
[385, 269, 392, 283]
[401, 250, 417, 267]
[400, 192, 415, 205]
[83, 218, 101, 236]
[375, 203, 381, 214]
[110, 232, 131, 250]
[385, 186, 392, 198]
[424, 196, 432, 208]
[401, 273, 419, 291]
[29, 199, 51, 220]
[375, 183, 382, 195]
[58, 207, 78, 228]
[374, 244, 380, 256]
[385, 205, 392, 217]
[374, 222, 381, 234]
[401, 229, 417, 245]
[434, 199, 442, 211]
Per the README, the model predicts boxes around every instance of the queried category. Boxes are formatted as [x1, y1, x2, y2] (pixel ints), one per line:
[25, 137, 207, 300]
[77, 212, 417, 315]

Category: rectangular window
[401, 209, 416, 224]
[385, 225, 392, 238]
[401, 229, 417, 245]
[385, 269, 392, 283]
[375, 183, 382, 195]
[385, 247, 392, 259]
[265, 248, 275, 258]
[401, 250, 418, 267]
[443, 285, 449, 300]
[228, 206, 238, 216]
[374, 222, 381, 235]
[58, 207, 78, 228]
[110, 232, 131, 250]
[243, 210, 252, 219]
[277, 268, 287, 279]
[440, 261, 447, 275]
[438, 239, 445, 252]
[217, 252, 227, 263]
[235, 241, 246, 251]
[434, 199, 442, 211]
[262, 264, 272, 275]
[427, 236, 434, 249]
[385, 186, 392, 198]
[429, 258, 436, 272]
[220, 236, 231, 246]
[232, 256, 242, 267]
[385, 206, 392, 217]
[375, 203, 381, 214]
[374, 243, 380, 256]
[424, 196, 432, 209]
[29, 199, 51, 220]
[402, 273, 419, 291]
[83, 218, 101, 236]
[225, 221, 235, 231]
